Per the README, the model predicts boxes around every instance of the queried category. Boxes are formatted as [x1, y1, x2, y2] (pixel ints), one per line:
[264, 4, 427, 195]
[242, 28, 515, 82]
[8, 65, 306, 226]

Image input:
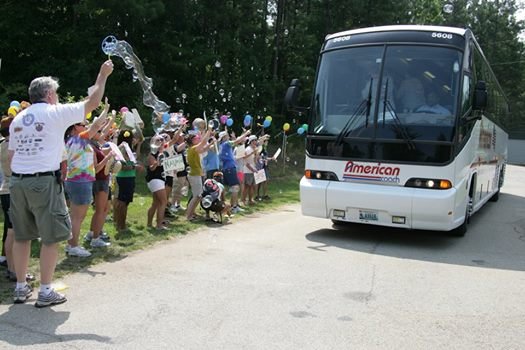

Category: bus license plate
[359, 210, 378, 221]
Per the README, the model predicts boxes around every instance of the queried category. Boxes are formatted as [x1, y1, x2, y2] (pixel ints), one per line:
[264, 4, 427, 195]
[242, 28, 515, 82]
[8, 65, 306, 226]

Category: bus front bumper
[300, 177, 464, 231]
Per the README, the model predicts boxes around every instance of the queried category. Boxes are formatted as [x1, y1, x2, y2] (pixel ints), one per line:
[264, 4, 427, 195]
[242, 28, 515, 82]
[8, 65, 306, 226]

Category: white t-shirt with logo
[9, 102, 85, 174]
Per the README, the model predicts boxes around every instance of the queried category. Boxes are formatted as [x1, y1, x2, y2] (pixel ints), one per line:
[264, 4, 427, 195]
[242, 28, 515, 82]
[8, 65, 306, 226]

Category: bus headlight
[304, 170, 338, 181]
[405, 178, 452, 189]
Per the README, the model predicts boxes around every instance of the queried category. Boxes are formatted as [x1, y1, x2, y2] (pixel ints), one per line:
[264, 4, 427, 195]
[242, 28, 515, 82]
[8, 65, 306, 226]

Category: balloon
[263, 119, 271, 128]
[302, 124, 308, 132]
[244, 114, 252, 125]
[220, 114, 228, 125]
[120, 106, 129, 114]
[283, 123, 290, 132]
[10, 101, 20, 108]
[86, 112, 92, 120]
[226, 118, 233, 127]
[265, 116, 272, 122]
[297, 127, 305, 135]
[7, 106, 19, 116]
[162, 112, 170, 123]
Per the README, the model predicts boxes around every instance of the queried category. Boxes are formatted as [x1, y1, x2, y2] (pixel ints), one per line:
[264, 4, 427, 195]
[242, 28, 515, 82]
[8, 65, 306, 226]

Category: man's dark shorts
[10, 175, 71, 244]
[222, 167, 239, 186]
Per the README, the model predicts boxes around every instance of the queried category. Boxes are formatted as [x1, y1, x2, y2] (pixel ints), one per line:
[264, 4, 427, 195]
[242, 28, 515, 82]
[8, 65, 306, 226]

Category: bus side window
[461, 75, 472, 116]
[458, 74, 474, 143]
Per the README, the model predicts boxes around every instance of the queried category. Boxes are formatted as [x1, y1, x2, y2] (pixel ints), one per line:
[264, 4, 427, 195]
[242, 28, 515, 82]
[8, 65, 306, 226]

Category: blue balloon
[10, 101, 20, 108]
[263, 119, 271, 128]
[162, 112, 170, 123]
[226, 118, 233, 127]
[297, 127, 305, 135]
[244, 114, 252, 124]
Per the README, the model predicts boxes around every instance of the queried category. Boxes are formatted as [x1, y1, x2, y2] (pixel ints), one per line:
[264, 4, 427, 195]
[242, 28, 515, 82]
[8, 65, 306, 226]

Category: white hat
[247, 135, 257, 143]
[218, 131, 228, 141]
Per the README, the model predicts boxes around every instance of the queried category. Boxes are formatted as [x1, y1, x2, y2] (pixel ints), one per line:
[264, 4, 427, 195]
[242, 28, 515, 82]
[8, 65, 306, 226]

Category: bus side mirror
[284, 79, 308, 113]
[473, 80, 487, 110]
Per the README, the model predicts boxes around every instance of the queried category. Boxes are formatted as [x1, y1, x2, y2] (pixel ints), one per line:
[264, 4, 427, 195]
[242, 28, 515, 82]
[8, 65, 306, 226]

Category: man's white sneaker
[90, 237, 111, 248]
[67, 246, 92, 257]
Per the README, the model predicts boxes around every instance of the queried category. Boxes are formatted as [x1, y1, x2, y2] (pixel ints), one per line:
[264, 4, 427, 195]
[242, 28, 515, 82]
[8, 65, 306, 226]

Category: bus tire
[450, 196, 472, 237]
[489, 189, 499, 202]
[331, 219, 347, 226]
[489, 167, 504, 202]
[450, 218, 467, 237]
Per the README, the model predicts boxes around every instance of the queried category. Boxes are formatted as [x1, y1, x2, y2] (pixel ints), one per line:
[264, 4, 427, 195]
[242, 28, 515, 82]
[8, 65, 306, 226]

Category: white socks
[40, 284, 52, 295]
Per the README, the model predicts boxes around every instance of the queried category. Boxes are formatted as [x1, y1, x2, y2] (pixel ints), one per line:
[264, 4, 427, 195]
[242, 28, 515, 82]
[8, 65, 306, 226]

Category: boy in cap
[218, 129, 250, 213]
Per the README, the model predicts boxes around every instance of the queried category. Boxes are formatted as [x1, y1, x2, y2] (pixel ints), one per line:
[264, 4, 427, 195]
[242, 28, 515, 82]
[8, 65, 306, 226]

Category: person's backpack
[202, 179, 220, 203]
[200, 178, 226, 222]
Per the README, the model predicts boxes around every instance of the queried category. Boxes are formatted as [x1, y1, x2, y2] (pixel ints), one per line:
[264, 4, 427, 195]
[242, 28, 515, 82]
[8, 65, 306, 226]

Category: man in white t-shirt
[9, 60, 114, 307]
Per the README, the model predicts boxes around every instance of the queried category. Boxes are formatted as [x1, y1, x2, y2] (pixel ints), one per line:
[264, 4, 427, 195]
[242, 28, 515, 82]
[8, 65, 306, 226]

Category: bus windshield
[312, 45, 463, 143]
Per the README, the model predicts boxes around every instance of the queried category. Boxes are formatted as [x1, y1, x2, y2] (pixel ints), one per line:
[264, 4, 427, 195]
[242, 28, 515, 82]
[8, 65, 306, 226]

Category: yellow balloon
[265, 116, 272, 122]
[8, 106, 19, 116]
[283, 122, 290, 132]
[86, 112, 92, 120]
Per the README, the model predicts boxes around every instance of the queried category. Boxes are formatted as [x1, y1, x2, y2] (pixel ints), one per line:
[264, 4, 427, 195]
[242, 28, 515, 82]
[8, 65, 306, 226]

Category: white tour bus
[284, 25, 509, 236]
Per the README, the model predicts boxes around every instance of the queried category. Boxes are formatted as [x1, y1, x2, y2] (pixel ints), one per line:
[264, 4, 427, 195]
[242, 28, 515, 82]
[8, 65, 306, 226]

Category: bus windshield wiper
[335, 77, 373, 145]
[381, 79, 415, 150]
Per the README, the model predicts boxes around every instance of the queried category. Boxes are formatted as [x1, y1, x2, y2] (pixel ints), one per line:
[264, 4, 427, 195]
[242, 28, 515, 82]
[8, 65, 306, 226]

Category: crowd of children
[0, 100, 277, 269]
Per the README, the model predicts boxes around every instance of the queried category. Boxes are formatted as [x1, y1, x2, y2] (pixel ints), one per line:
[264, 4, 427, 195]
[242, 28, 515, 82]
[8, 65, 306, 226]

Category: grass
[0, 165, 302, 303]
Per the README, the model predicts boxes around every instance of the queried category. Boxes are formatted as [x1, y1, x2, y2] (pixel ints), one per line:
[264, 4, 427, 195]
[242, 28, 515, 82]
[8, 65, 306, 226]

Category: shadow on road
[0, 304, 112, 346]
[305, 192, 525, 272]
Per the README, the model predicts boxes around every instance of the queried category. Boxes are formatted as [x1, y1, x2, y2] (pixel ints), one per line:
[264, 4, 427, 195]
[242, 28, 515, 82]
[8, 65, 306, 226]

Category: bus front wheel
[331, 219, 349, 226]
[450, 196, 472, 237]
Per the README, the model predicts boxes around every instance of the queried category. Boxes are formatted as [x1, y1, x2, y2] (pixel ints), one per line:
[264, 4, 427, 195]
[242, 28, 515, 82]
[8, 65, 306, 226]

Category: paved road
[1, 166, 524, 349]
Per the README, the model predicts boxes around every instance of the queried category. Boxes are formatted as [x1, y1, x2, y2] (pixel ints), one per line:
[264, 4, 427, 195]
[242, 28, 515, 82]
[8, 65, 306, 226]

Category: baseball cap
[218, 131, 228, 141]
[247, 135, 257, 143]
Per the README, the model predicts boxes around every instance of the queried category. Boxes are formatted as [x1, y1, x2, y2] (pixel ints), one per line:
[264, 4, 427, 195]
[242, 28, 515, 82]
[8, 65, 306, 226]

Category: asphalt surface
[0, 165, 524, 349]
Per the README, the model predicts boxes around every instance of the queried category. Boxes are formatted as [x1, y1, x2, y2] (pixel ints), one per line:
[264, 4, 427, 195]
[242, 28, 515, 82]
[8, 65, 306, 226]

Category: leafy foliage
[0, 0, 524, 137]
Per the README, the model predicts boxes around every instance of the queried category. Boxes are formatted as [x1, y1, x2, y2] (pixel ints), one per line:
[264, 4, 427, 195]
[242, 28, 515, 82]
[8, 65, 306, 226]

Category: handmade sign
[254, 169, 267, 184]
[163, 154, 185, 173]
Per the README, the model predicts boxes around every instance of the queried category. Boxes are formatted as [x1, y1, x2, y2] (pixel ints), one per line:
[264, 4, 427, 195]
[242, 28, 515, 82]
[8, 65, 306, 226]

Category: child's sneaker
[231, 206, 244, 214]
[84, 231, 110, 242]
[90, 237, 111, 248]
[13, 284, 33, 304]
[35, 289, 67, 308]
